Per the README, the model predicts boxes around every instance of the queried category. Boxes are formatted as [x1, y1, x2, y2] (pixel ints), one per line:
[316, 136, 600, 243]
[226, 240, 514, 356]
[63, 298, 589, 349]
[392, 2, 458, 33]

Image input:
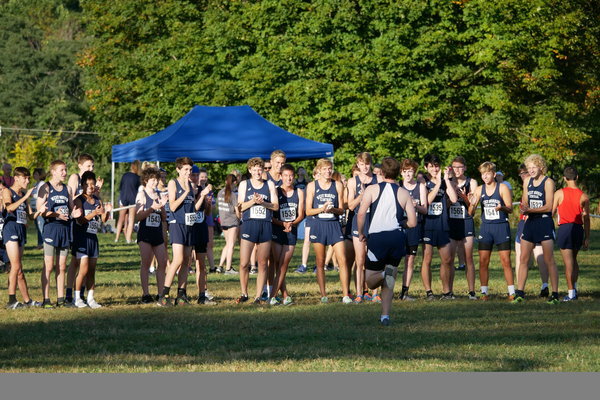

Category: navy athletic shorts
[272, 225, 298, 246]
[365, 230, 406, 271]
[240, 220, 272, 244]
[309, 220, 344, 246]
[477, 222, 511, 246]
[422, 229, 450, 247]
[169, 223, 196, 246]
[521, 216, 555, 244]
[556, 223, 583, 250]
[448, 218, 475, 241]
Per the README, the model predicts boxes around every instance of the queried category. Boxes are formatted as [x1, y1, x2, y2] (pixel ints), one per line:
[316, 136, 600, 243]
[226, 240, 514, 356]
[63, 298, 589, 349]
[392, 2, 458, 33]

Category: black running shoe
[539, 287, 549, 298]
[235, 294, 249, 304]
[141, 295, 154, 304]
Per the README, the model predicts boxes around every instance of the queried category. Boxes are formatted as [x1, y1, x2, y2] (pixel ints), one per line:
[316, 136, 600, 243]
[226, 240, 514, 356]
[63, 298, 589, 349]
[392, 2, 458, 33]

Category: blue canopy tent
[110, 105, 333, 209]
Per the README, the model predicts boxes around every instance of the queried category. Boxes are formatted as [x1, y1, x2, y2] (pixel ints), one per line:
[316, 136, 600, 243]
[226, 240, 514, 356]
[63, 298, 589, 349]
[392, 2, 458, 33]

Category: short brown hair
[355, 152, 372, 165]
[400, 158, 419, 173]
[13, 167, 31, 178]
[141, 167, 161, 185]
[50, 160, 66, 171]
[175, 157, 194, 169]
[381, 157, 400, 180]
[247, 157, 264, 171]
[452, 156, 466, 166]
[78, 154, 94, 164]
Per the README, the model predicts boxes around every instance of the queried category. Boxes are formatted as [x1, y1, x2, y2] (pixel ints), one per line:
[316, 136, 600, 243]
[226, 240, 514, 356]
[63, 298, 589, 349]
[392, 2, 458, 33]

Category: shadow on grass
[1, 301, 598, 372]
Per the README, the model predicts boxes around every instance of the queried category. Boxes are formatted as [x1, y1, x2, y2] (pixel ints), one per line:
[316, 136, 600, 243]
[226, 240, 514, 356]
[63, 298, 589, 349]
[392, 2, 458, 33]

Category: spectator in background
[217, 174, 240, 274]
[115, 161, 141, 244]
[1, 163, 14, 187]
[496, 171, 513, 196]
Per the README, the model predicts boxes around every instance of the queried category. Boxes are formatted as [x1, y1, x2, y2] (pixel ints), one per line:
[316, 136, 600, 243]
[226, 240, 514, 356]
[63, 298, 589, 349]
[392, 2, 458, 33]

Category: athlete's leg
[333, 240, 350, 297]
[478, 249, 491, 289]
[540, 239, 558, 293]
[352, 236, 365, 297]
[255, 241, 271, 299]
[438, 243, 454, 294]
[139, 242, 154, 296]
[421, 244, 433, 292]
[238, 239, 253, 296]
[517, 239, 535, 291]
[313, 243, 327, 297]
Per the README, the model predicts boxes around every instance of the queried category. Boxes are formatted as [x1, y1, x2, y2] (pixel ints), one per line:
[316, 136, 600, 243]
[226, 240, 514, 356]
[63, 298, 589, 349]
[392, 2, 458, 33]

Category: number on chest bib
[280, 207, 296, 222]
[146, 213, 162, 227]
[529, 199, 543, 209]
[185, 213, 197, 226]
[250, 205, 267, 219]
[428, 202, 443, 216]
[484, 207, 500, 220]
[196, 211, 205, 224]
[17, 210, 27, 224]
[449, 204, 466, 219]
[87, 220, 100, 234]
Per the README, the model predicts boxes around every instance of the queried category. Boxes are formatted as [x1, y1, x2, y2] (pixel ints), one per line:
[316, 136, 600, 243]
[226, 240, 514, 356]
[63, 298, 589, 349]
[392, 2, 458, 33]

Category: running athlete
[552, 166, 590, 301]
[468, 162, 515, 300]
[345, 152, 380, 303]
[2, 167, 42, 308]
[357, 157, 416, 326]
[236, 157, 278, 304]
[136, 167, 168, 304]
[514, 154, 560, 304]
[399, 158, 428, 301]
[448, 156, 477, 299]
[421, 154, 458, 300]
[305, 158, 350, 304]
[72, 171, 111, 309]
[38, 160, 75, 308]
[515, 164, 549, 297]
[217, 174, 241, 274]
[270, 164, 304, 305]
[157, 157, 198, 307]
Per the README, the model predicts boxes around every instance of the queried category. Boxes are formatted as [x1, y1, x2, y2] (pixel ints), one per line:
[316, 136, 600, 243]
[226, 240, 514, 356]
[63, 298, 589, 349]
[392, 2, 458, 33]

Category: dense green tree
[79, 0, 599, 192]
[0, 0, 91, 168]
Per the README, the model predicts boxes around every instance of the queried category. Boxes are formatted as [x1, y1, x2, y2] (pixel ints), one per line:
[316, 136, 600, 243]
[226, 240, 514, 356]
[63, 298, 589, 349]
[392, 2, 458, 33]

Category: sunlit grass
[1, 226, 598, 372]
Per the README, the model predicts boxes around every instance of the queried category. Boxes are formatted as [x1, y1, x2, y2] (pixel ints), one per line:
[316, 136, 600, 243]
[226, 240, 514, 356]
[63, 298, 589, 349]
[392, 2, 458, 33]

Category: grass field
[0, 224, 599, 372]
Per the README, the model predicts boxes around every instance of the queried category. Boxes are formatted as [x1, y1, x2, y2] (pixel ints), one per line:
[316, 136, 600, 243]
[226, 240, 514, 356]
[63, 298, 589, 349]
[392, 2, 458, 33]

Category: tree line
[1, 0, 599, 196]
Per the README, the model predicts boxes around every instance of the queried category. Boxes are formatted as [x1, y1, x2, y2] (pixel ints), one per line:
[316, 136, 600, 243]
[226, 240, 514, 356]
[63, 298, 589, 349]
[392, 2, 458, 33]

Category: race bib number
[428, 202, 443, 216]
[184, 213, 197, 226]
[318, 204, 334, 219]
[280, 207, 296, 222]
[449, 204, 466, 219]
[17, 210, 27, 224]
[54, 205, 69, 217]
[87, 220, 100, 235]
[484, 207, 500, 221]
[196, 211, 205, 224]
[146, 213, 162, 228]
[529, 199, 543, 209]
[250, 205, 267, 219]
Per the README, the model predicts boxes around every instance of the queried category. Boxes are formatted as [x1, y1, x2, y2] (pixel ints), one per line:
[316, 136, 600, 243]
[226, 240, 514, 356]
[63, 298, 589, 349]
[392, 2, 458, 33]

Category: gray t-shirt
[218, 188, 240, 227]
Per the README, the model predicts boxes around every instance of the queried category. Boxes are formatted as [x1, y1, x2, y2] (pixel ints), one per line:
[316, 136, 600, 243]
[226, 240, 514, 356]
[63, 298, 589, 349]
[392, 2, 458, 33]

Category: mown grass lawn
[1, 225, 598, 372]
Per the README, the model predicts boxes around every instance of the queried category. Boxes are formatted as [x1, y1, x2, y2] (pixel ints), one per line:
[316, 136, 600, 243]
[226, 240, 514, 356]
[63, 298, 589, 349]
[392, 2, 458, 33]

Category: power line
[0, 126, 104, 135]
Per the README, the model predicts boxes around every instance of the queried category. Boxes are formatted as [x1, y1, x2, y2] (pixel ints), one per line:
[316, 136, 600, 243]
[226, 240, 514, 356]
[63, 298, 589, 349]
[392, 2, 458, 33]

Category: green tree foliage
[0, 0, 91, 169]
[80, 0, 598, 192]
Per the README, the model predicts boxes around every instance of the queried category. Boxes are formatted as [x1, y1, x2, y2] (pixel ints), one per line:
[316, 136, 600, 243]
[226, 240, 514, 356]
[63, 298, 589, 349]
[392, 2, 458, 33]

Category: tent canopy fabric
[111, 105, 333, 163]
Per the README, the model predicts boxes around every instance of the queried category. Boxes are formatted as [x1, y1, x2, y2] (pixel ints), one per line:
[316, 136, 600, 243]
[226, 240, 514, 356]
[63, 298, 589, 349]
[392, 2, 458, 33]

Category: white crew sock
[541, 283, 548, 290]
[568, 289, 576, 298]
[507, 285, 515, 295]
[87, 290, 95, 302]
[74, 291, 80, 301]
[380, 315, 389, 322]
[481, 286, 488, 294]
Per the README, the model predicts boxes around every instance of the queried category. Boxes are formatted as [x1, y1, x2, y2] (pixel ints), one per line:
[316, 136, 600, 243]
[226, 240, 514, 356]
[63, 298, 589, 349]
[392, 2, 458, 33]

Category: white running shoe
[342, 295, 353, 304]
[87, 299, 102, 309]
[74, 298, 88, 308]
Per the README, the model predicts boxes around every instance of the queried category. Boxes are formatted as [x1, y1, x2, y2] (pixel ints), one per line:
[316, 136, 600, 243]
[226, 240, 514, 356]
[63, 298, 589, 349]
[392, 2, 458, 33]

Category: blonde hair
[478, 161, 496, 174]
[270, 150, 286, 161]
[315, 158, 333, 171]
[524, 154, 548, 174]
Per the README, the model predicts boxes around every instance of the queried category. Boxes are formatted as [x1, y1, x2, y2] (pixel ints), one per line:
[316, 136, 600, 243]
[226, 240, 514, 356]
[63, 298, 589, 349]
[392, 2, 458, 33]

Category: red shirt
[557, 187, 583, 225]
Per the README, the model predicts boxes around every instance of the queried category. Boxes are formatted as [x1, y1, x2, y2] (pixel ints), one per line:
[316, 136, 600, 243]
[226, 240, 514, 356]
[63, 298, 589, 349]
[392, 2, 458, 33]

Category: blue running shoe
[562, 295, 577, 302]
[295, 264, 307, 274]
